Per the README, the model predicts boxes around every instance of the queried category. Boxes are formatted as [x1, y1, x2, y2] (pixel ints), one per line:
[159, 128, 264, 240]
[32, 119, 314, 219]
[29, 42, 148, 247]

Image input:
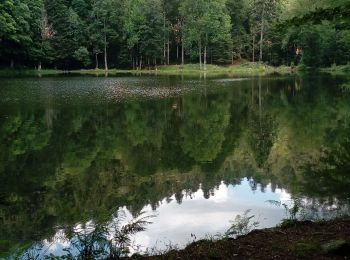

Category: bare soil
[136, 219, 350, 260]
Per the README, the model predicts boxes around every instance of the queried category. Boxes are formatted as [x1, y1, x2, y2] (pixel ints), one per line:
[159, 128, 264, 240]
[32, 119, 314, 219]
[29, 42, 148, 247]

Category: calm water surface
[0, 74, 349, 258]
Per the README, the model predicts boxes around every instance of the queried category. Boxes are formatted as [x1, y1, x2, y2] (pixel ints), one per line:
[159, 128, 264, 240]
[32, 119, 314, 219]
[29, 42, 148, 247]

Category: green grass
[2, 63, 348, 78]
[74, 62, 293, 76]
[321, 64, 350, 75]
[294, 241, 321, 257]
[0, 62, 302, 78]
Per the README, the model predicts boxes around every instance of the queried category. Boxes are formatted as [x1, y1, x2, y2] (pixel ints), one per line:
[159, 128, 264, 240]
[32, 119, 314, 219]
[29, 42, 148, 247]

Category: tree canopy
[0, 0, 349, 69]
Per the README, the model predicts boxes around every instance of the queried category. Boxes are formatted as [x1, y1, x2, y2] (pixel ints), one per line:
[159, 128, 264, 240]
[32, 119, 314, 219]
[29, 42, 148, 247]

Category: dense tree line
[0, 0, 349, 69]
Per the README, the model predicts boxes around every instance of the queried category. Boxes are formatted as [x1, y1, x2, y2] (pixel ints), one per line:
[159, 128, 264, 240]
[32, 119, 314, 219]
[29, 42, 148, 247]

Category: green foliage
[0, 0, 349, 68]
[299, 26, 322, 67]
[267, 197, 303, 227]
[0, 1, 17, 40]
[136, 0, 164, 61]
[43, 211, 153, 259]
[224, 210, 259, 237]
[248, 113, 275, 168]
[179, 0, 231, 65]
[294, 241, 321, 257]
[276, 1, 350, 67]
[279, 219, 298, 229]
[73, 47, 91, 67]
[226, 0, 246, 47]
[180, 94, 230, 162]
[282, 1, 350, 29]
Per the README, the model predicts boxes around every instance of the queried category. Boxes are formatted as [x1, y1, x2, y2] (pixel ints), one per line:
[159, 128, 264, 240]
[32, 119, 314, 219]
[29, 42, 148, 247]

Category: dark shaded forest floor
[135, 219, 350, 260]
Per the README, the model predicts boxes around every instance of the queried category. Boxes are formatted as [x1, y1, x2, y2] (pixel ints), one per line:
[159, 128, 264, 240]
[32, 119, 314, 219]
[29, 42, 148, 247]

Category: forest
[0, 0, 349, 70]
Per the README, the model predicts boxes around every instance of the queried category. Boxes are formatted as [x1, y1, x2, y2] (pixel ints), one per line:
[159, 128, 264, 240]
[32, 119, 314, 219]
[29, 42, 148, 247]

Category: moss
[321, 240, 350, 255]
[294, 241, 321, 257]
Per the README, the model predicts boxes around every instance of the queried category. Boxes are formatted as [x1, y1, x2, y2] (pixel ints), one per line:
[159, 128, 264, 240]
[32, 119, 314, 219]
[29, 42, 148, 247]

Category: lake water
[0, 74, 349, 258]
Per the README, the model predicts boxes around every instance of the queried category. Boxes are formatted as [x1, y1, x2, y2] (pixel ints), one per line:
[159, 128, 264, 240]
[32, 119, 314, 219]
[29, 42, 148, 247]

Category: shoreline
[0, 63, 348, 78]
[75, 63, 293, 76]
[0, 63, 294, 77]
[137, 219, 350, 259]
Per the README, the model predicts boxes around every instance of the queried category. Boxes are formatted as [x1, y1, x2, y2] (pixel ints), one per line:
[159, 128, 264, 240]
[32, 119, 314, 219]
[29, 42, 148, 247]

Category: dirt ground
[136, 219, 350, 260]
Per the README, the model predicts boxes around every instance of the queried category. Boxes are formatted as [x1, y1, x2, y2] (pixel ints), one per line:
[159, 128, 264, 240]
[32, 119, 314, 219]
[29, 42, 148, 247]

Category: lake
[0, 74, 349, 258]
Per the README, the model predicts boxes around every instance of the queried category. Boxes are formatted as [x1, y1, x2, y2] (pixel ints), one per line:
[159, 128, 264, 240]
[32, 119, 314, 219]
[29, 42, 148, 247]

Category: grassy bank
[320, 64, 350, 75]
[3, 63, 349, 78]
[75, 62, 293, 76]
[139, 219, 350, 259]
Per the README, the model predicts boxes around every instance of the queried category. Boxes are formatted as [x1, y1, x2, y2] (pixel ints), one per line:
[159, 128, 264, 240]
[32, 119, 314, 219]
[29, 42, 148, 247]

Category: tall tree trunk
[259, 76, 262, 122]
[238, 44, 242, 60]
[259, 4, 265, 63]
[167, 33, 170, 65]
[181, 38, 185, 66]
[204, 45, 207, 71]
[95, 53, 99, 69]
[177, 44, 179, 60]
[139, 55, 142, 70]
[251, 77, 254, 104]
[10, 59, 14, 68]
[163, 12, 166, 65]
[252, 32, 255, 62]
[38, 61, 42, 71]
[104, 20, 108, 71]
[204, 33, 207, 70]
[259, 23, 264, 62]
[104, 42, 108, 71]
[199, 40, 202, 70]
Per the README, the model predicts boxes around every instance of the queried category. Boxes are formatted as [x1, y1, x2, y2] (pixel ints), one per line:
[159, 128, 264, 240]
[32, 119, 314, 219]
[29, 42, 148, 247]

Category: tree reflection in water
[0, 75, 350, 257]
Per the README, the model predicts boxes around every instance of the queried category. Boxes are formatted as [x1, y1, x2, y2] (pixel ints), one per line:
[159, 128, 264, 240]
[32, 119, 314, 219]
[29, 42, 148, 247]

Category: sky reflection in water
[40, 179, 289, 256]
